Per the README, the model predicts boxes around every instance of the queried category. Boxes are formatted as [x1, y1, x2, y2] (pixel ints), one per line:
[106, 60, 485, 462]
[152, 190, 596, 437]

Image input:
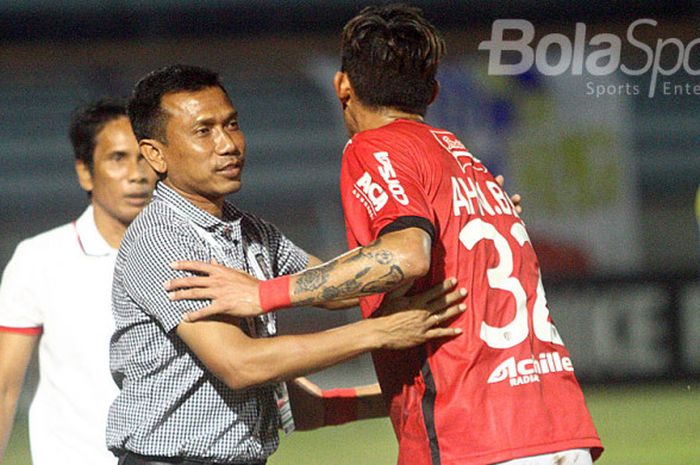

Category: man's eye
[227, 120, 239, 130]
[111, 152, 125, 161]
[196, 127, 210, 135]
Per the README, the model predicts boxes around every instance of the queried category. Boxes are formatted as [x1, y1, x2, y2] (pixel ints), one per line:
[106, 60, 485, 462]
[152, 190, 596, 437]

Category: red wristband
[322, 388, 358, 426]
[258, 275, 291, 313]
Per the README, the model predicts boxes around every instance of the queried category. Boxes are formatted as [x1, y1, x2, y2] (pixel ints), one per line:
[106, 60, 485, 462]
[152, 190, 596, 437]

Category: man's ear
[75, 159, 94, 193]
[428, 80, 441, 105]
[140, 140, 167, 175]
[333, 71, 353, 109]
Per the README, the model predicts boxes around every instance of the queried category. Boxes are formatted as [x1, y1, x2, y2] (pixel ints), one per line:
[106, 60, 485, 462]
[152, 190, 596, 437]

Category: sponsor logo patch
[487, 352, 574, 387]
[430, 130, 484, 173]
[353, 171, 388, 218]
[373, 151, 409, 205]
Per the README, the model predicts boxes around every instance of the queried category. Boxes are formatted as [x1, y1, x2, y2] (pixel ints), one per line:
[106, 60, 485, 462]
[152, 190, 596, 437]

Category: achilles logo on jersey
[430, 130, 485, 173]
[487, 352, 575, 387]
[374, 151, 409, 205]
[353, 172, 388, 218]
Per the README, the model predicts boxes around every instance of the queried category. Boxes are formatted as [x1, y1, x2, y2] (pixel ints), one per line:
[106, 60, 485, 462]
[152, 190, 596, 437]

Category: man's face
[159, 86, 245, 201]
[80, 116, 157, 227]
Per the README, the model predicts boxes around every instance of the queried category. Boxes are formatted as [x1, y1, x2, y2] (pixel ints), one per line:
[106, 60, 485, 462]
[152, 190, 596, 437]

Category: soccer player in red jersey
[170, 5, 603, 464]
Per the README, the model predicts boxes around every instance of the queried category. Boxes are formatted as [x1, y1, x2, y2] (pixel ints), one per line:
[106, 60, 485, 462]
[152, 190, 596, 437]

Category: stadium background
[1, 1, 698, 464]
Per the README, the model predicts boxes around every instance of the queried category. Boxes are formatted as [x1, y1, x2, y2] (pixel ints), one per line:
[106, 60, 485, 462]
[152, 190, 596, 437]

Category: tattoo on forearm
[361, 265, 405, 294]
[294, 262, 335, 293]
[373, 250, 394, 265]
[345, 237, 394, 265]
[320, 267, 369, 301]
[293, 237, 405, 303]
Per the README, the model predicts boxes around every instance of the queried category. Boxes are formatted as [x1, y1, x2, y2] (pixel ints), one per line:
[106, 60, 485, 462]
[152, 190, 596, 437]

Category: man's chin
[222, 180, 242, 195]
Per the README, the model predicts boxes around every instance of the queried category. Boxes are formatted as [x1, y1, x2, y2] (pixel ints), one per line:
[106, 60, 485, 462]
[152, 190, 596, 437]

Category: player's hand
[164, 260, 263, 321]
[495, 174, 523, 214]
[374, 278, 466, 350]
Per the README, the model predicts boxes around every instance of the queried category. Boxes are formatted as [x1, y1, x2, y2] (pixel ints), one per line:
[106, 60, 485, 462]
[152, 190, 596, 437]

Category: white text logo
[353, 172, 388, 218]
[430, 130, 484, 173]
[374, 151, 409, 205]
[487, 352, 574, 387]
[478, 19, 700, 97]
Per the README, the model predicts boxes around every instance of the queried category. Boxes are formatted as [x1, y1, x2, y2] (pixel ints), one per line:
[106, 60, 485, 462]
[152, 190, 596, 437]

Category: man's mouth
[124, 192, 151, 206]
[217, 162, 242, 178]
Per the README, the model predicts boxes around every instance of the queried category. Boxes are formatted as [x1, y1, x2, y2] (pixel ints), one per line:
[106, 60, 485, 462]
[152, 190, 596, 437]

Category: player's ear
[334, 71, 352, 109]
[140, 140, 167, 175]
[428, 79, 441, 105]
[75, 159, 94, 193]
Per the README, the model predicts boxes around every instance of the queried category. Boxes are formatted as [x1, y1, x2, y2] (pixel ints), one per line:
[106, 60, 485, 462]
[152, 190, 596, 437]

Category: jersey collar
[154, 181, 243, 230]
[73, 206, 117, 257]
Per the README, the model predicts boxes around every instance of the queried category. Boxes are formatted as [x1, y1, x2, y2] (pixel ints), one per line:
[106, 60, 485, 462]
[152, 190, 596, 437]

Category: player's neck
[91, 204, 128, 249]
[353, 105, 424, 135]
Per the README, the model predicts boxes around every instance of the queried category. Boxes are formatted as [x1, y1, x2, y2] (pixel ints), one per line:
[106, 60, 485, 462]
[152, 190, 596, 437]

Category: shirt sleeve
[0, 240, 44, 332]
[256, 218, 309, 277]
[340, 138, 435, 244]
[121, 225, 212, 333]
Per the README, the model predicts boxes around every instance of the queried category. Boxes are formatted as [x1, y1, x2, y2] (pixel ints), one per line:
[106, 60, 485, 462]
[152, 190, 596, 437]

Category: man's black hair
[341, 3, 446, 116]
[68, 98, 128, 171]
[128, 64, 224, 143]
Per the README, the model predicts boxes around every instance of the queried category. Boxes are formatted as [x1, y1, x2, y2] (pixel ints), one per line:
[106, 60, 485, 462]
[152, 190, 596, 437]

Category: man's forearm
[228, 319, 387, 388]
[0, 390, 21, 460]
[170, 227, 433, 320]
[0, 331, 38, 463]
[177, 285, 462, 392]
[179, 318, 387, 391]
[0, 332, 36, 462]
[288, 228, 431, 308]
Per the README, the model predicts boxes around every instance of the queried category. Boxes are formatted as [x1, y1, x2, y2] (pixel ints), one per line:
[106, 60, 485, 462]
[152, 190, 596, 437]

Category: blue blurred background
[1, 1, 698, 463]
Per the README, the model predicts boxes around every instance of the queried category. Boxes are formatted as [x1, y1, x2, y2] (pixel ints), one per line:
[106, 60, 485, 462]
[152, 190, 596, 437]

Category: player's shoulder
[117, 203, 189, 264]
[229, 204, 283, 243]
[126, 198, 187, 238]
[13, 221, 75, 259]
[351, 120, 446, 153]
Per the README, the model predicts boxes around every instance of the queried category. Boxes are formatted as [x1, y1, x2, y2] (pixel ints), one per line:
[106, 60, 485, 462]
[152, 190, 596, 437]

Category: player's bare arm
[169, 227, 430, 320]
[0, 332, 38, 461]
[175, 281, 464, 390]
[166, 175, 520, 321]
[304, 254, 360, 310]
[290, 227, 431, 306]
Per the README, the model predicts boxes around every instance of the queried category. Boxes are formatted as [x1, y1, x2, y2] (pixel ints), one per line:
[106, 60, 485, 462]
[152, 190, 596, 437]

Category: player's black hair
[68, 98, 128, 172]
[128, 64, 225, 143]
[341, 3, 446, 116]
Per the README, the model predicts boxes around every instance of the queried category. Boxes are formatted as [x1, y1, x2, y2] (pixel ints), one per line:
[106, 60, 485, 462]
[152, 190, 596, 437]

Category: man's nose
[128, 156, 150, 182]
[214, 128, 240, 155]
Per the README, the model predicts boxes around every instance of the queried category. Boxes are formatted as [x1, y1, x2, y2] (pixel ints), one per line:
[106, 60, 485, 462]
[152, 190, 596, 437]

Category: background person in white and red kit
[0, 98, 158, 465]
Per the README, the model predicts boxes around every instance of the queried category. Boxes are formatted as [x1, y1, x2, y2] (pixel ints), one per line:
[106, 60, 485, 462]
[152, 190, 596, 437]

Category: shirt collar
[73, 206, 117, 257]
[154, 182, 242, 231]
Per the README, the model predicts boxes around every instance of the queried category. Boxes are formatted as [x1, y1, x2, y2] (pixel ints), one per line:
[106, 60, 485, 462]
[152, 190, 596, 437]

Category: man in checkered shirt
[107, 65, 465, 465]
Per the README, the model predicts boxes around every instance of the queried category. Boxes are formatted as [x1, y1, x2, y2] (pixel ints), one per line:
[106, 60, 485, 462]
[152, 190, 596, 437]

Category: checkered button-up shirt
[107, 182, 308, 463]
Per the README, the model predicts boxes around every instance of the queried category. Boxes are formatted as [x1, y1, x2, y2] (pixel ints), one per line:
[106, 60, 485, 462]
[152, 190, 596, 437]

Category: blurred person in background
[171, 4, 603, 465]
[0, 98, 158, 465]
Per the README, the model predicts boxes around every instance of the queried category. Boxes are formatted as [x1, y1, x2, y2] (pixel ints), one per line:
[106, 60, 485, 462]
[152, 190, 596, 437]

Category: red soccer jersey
[339, 120, 603, 465]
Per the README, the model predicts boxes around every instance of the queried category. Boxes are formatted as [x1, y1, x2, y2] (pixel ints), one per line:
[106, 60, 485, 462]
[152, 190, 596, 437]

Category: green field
[6, 383, 699, 465]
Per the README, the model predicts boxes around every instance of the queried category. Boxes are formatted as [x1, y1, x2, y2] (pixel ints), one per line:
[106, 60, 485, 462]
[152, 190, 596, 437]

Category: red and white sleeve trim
[0, 325, 43, 335]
